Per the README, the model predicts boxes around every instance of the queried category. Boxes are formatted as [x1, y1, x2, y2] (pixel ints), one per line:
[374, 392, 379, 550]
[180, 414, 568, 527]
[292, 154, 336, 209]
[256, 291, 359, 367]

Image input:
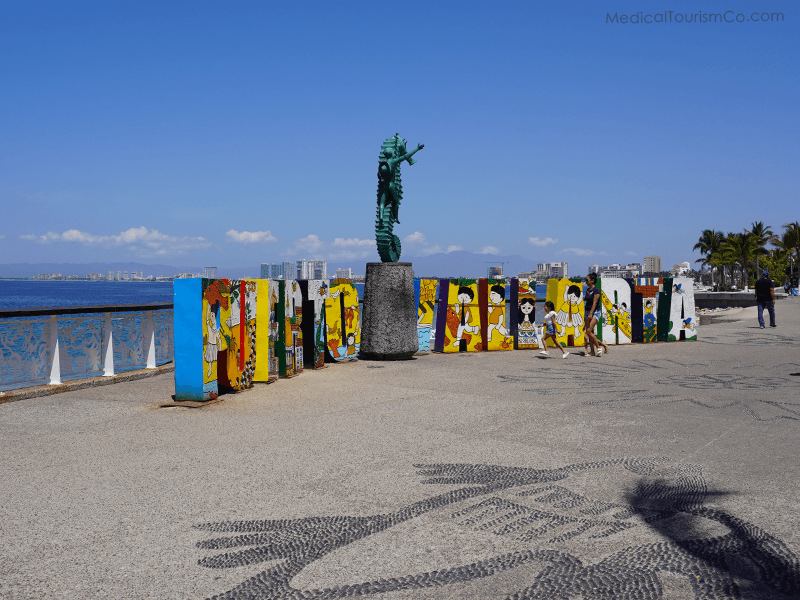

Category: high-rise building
[297, 259, 310, 280]
[536, 262, 569, 279]
[260, 263, 289, 279]
[595, 263, 642, 278]
[261, 263, 276, 279]
[487, 264, 504, 278]
[296, 259, 326, 280]
[643, 256, 662, 275]
[311, 260, 327, 279]
[202, 266, 217, 279]
[335, 267, 353, 279]
[262, 260, 328, 280]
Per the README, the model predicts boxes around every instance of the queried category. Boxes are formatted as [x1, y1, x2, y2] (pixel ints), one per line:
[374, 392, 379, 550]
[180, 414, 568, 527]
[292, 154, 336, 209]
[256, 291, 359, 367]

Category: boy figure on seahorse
[375, 133, 424, 263]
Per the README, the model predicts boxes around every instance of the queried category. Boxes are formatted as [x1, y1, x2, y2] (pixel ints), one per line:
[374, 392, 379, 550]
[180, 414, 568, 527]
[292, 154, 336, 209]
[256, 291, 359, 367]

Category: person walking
[540, 301, 569, 359]
[583, 273, 609, 357]
[755, 270, 776, 328]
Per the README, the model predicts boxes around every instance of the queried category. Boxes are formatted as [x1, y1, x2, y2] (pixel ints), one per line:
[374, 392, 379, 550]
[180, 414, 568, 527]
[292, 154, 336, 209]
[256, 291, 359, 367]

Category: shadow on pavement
[625, 478, 800, 599]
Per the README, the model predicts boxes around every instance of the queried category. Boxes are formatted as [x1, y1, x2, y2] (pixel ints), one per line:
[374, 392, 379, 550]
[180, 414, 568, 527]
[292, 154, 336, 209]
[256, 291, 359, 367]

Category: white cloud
[22, 229, 96, 243]
[479, 245, 499, 255]
[529, 236, 558, 247]
[400, 231, 443, 256]
[329, 237, 374, 260]
[446, 245, 463, 253]
[282, 233, 375, 261]
[418, 244, 442, 256]
[294, 234, 323, 253]
[226, 229, 277, 244]
[329, 249, 374, 261]
[333, 237, 373, 248]
[404, 231, 426, 244]
[563, 247, 604, 257]
[20, 226, 209, 256]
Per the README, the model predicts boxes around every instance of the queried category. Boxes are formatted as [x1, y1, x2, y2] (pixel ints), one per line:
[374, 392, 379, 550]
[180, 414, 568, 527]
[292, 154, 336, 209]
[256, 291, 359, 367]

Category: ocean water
[0, 281, 175, 390]
[0, 280, 173, 310]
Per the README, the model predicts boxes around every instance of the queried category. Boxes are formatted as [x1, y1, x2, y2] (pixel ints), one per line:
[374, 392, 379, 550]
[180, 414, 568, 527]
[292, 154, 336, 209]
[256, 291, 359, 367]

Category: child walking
[540, 301, 569, 359]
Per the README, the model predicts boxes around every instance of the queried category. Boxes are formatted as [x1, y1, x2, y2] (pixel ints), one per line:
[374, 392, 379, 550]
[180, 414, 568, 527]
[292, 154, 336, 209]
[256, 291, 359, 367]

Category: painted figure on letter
[517, 297, 538, 348]
[643, 299, 657, 342]
[453, 286, 479, 350]
[204, 302, 220, 379]
[555, 284, 584, 341]
[487, 284, 513, 350]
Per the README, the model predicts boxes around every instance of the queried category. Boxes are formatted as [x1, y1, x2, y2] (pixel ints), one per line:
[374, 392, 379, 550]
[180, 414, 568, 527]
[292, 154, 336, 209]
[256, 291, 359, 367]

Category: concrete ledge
[0, 364, 174, 404]
[696, 291, 761, 309]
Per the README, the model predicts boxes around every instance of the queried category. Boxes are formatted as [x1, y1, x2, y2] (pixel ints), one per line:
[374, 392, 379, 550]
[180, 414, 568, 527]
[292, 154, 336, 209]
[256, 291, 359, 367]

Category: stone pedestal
[359, 262, 417, 360]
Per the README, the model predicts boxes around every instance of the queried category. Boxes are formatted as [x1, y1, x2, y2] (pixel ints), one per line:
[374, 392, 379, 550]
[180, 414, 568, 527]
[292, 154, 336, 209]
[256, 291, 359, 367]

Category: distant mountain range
[0, 252, 540, 279]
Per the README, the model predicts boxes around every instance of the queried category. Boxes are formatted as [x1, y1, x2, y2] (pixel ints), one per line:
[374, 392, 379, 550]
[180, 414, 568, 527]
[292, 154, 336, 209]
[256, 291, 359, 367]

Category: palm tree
[721, 232, 757, 289]
[749, 221, 774, 274]
[693, 229, 724, 288]
[776, 221, 800, 282]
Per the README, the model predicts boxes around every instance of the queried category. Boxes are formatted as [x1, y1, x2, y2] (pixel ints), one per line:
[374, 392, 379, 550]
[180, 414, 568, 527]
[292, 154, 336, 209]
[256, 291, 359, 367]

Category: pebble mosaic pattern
[194, 458, 800, 599]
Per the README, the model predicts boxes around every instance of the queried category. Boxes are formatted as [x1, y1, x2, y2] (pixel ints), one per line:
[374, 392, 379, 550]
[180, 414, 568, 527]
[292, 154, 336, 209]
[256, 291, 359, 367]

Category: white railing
[0, 304, 173, 392]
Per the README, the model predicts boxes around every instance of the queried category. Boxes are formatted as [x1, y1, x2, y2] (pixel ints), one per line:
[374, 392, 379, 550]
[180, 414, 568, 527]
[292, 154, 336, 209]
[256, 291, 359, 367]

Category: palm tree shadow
[624, 479, 800, 599]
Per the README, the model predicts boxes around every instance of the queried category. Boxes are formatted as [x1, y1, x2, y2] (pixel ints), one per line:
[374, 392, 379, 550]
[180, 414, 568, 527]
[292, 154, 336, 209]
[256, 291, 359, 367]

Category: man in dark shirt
[754, 270, 776, 328]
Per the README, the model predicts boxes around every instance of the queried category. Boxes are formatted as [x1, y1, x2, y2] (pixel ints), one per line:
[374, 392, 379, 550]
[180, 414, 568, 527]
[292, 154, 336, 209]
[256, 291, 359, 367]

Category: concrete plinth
[359, 262, 417, 360]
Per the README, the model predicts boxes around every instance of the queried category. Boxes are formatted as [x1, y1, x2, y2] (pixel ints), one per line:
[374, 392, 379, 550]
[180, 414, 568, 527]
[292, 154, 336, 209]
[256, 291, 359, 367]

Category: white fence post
[143, 311, 156, 369]
[103, 312, 115, 377]
[47, 315, 61, 385]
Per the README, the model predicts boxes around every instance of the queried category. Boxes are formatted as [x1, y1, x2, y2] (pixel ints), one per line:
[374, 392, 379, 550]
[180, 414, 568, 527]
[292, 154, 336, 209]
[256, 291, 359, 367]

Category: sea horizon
[0, 280, 173, 310]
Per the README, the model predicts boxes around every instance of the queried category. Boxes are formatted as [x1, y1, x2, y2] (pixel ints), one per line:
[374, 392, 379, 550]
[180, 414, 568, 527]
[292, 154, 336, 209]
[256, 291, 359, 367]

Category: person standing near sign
[584, 273, 609, 357]
[755, 270, 776, 328]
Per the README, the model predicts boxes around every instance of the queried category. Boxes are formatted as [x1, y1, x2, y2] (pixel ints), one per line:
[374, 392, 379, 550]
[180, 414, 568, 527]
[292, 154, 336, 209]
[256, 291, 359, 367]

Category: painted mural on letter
[513, 278, 539, 350]
[546, 278, 585, 347]
[253, 280, 278, 384]
[219, 279, 257, 391]
[482, 279, 513, 351]
[598, 277, 632, 345]
[441, 279, 483, 353]
[302, 280, 329, 369]
[416, 278, 438, 353]
[201, 279, 227, 398]
[634, 278, 661, 344]
[667, 276, 698, 341]
[279, 280, 304, 377]
[324, 279, 360, 361]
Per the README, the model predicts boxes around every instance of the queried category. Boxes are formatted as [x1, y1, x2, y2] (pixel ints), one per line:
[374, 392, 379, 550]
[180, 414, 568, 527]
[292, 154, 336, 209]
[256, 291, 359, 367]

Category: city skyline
[7, 251, 676, 281]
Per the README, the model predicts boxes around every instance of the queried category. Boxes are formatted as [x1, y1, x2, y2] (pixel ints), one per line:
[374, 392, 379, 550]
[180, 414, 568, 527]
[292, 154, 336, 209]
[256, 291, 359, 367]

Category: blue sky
[0, 1, 797, 273]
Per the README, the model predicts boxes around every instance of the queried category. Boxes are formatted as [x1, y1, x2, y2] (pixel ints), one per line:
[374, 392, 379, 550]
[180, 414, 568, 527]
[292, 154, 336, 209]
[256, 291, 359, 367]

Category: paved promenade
[2, 300, 799, 599]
